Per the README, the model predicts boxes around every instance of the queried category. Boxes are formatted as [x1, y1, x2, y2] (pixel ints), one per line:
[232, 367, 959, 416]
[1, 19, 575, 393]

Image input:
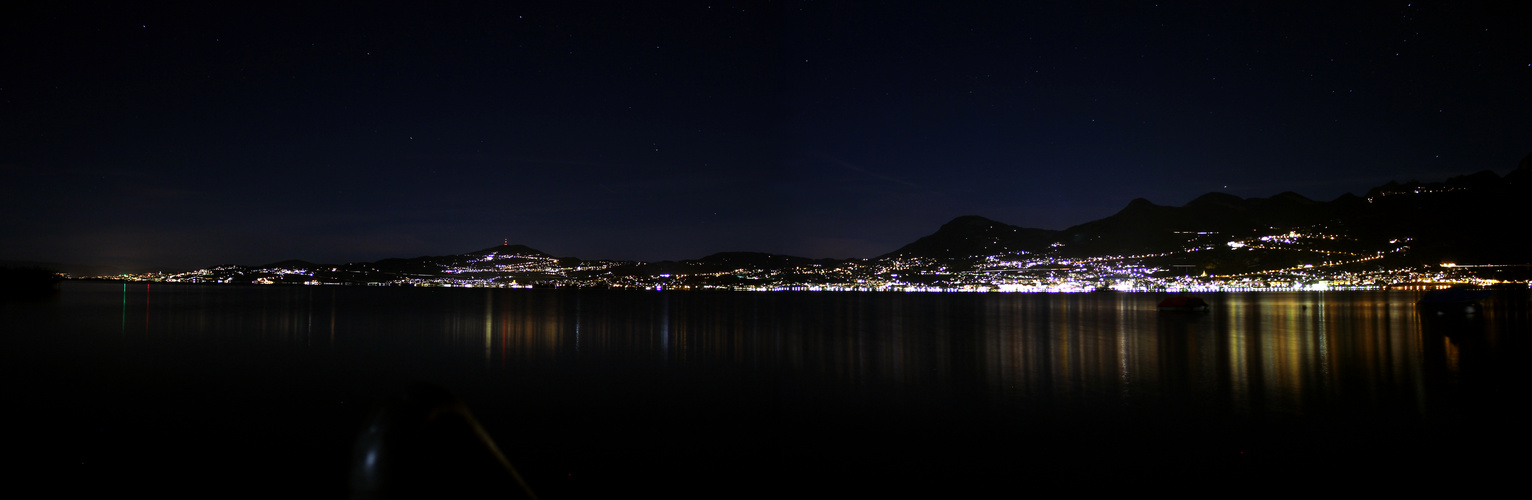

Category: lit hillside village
[98, 225, 1520, 292]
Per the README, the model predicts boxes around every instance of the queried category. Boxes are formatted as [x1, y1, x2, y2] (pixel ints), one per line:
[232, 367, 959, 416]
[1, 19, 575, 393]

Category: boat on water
[1416, 285, 1492, 315]
[1157, 296, 1209, 312]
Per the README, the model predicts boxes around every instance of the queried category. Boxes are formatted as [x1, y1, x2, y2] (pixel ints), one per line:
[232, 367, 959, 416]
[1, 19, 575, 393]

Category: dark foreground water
[3, 282, 1529, 497]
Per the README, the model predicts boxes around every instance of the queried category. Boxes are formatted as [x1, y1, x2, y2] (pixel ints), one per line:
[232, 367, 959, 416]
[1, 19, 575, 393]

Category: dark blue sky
[5, 1, 1530, 271]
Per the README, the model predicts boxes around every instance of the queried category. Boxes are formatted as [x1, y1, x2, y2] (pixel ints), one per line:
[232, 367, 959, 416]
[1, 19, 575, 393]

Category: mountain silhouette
[887, 155, 1531, 266]
[880, 216, 1059, 259]
[164, 154, 1532, 286]
[465, 244, 550, 258]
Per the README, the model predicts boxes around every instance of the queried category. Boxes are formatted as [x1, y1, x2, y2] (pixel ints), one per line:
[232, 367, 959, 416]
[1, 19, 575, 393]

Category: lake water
[3, 281, 1529, 497]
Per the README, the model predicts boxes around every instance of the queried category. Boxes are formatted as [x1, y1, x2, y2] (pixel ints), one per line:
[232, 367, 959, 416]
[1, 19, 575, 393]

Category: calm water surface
[3, 282, 1528, 496]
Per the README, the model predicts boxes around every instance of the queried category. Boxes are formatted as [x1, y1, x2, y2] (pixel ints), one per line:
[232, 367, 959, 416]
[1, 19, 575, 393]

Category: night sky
[5, 1, 1530, 271]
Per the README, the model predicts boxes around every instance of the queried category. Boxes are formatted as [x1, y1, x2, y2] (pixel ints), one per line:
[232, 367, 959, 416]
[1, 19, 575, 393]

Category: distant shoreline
[64, 277, 1519, 294]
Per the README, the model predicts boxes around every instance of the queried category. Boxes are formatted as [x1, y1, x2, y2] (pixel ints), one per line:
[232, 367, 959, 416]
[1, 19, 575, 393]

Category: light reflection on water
[71, 282, 1511, 420]
[12, 281, 1528, 495]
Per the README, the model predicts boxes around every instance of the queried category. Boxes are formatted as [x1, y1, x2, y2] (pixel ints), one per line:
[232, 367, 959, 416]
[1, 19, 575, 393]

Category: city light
[88, 222, 1516, 292]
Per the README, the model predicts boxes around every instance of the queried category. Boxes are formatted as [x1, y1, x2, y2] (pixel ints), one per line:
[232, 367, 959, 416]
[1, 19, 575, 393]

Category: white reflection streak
[1317, 297, 1330, 392]
[661, 294, 670, 363]
[1118, 297, 1130, 401]
[485, 290, 493, 367]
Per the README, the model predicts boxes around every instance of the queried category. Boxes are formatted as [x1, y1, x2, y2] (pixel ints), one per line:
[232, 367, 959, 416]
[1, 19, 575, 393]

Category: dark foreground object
[1156, 296, 1210, 312]
[1415, 285, 1493, 315]
[0, 267, 61, 301]
[350, 384, 537, 499]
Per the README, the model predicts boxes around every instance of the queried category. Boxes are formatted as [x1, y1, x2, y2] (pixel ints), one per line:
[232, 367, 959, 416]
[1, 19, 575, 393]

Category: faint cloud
[121, 183, 201, 199]
[810, 152, 926, 189]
